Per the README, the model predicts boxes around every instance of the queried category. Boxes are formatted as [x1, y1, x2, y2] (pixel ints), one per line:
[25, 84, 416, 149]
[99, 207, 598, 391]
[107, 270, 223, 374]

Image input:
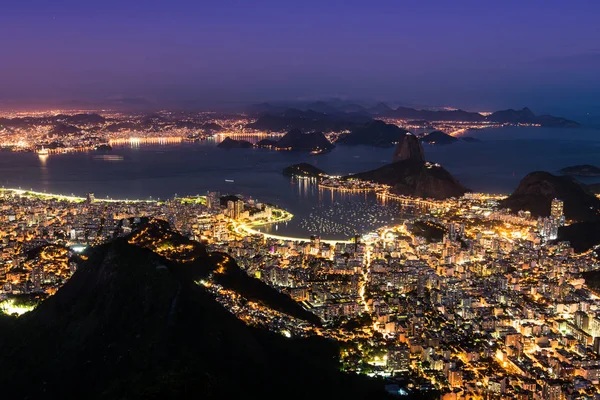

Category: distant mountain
[245, 101, 579, 127]
[389, 107, 485, 122]
[216, 137, 254, 149]
[558, 165, 600, 177]
[50, 123, 80, 136]
[500, 171, 600, 221]
[367, 102, 394, 115]
[392, 133, 425, 163]
[347, 160, 468, 200]
[201, 122, 224, 132]
[56, 113, 106, 125]
[487, 107, 537, 124]
[420, 130, 459, 145]
[337, 120, 409, 147]
[0, 220, 387, 399]
[247, 109, 371, 133]
[276, 129, 335, 152]
[283, 163, 327, 178]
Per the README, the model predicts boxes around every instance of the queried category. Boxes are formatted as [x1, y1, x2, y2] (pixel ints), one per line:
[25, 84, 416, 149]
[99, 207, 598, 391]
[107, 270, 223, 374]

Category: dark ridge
[420, 130, 459, 145]
[275, 129, 335, 152]
[346, 160, 468, 200]
[201, 122, 223, 132]
[246, 108, 371, 132]
[56, 113, 106, 125]
[245, 101, 579, 127]
[282, 163, 327, 178]
[558, 165, 600, 177]
[209, 252, 322, 326]
[50, 123, 80, 136]
[499, 171, 600, 221]
[216, 137, 254, 149]
[0, 222, 387, 399]
[337, 120, 409, 147]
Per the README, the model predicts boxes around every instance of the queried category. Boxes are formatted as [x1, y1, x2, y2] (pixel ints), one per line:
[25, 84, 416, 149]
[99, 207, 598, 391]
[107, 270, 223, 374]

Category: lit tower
[551, 198, 564, 225]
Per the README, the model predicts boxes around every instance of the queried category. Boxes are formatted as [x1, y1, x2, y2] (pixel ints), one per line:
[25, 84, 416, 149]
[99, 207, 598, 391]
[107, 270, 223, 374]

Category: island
[420, 130, 459, 145]
[282, 163, 327, 178]
[275, 129, 335, 152]
[330, 131, 469, 199]
[216, 137, 254, 149]
[336, 120, 409, 147]
[558, 164, 600, 177]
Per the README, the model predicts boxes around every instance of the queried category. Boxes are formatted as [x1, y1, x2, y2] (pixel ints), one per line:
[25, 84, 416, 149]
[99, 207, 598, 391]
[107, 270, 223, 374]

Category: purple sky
[1, 0, 599, 112]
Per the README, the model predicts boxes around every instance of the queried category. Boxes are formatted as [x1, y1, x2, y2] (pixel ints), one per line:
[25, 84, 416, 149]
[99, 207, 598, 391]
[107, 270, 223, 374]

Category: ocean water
[1, 125, 599, 239]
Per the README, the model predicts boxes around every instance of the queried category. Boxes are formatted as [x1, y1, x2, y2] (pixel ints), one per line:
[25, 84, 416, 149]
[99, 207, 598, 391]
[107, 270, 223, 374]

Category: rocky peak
[392, 132, 425, 163]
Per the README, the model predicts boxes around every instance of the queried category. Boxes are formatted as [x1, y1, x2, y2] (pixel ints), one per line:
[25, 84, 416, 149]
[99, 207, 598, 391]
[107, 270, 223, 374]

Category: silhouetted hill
[216, 137, 254, 149]
[488, 107, 536, 124]
[337, 120, 409, 147]
[201, 122, 224, 132]
[420, 130, 459, 145]
[559, 165, 600, 177]
[283, 163, 328, 178]
[50, 123, 80, 136]
[244, 101, 578, 127]
[367, 102, 394, 115]
[488, 108, 579, 127]
[500, 171, 600, 221]
[0, 221, 388, 399]
[347, 160, 468, 199]
[247, 109, 371, 132]
[390, 107, 485, 122]
[276, 129, 335, 152]
[393, 133, 425, 163]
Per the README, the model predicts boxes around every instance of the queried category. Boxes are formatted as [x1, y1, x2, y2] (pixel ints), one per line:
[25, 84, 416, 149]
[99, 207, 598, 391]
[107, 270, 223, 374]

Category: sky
[1, 0, 599, 114]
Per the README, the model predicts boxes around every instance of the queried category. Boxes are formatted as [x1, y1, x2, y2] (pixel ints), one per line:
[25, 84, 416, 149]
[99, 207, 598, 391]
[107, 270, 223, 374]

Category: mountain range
[246, 102, 579, 129]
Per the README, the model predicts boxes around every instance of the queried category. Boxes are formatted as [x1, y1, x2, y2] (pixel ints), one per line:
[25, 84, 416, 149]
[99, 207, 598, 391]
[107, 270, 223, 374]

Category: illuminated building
[551, 198, 565, 226]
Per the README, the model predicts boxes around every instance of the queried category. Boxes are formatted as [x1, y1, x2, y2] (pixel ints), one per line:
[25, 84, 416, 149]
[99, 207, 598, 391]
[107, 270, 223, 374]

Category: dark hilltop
[336, 120, 410, 147]
[500, 171, 600, 222]
[216, 137, 254, 149]
[275, 129, 335, 152]
[283, 163, 328, 178]
[0, 220, 389, 399]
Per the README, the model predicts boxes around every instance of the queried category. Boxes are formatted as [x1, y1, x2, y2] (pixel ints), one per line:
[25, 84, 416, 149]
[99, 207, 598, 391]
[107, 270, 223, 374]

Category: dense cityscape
[2, 180, 600, 398]
[3, 1, 600, 398]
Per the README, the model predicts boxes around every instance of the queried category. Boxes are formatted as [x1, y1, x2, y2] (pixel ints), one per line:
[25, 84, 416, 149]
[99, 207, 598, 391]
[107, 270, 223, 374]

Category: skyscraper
[551, 198, 564, 225]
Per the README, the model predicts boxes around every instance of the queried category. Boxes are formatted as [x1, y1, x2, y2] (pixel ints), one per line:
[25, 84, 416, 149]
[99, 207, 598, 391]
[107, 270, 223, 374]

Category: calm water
[1, 126, 599, 239]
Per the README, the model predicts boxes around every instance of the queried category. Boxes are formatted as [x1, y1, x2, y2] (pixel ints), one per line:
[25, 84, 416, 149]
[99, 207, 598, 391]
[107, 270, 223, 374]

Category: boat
[225, 179, 234, 183]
